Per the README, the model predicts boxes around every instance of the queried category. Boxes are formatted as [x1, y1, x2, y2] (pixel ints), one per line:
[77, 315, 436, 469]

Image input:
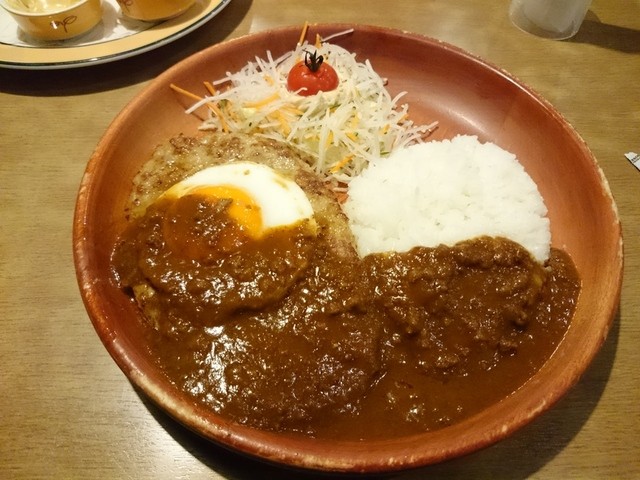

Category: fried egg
[157, 161, 317, 260]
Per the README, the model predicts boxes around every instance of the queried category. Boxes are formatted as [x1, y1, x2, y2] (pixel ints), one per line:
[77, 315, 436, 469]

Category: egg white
[161, 162, 317, 235]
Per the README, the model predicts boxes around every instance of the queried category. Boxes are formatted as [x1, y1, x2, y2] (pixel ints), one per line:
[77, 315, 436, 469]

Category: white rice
[344, 135, 551, 262]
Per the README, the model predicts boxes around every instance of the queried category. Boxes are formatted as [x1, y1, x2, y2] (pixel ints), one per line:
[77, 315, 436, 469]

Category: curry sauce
[114, 223, 579, 440]
[112, 133, 580, 440]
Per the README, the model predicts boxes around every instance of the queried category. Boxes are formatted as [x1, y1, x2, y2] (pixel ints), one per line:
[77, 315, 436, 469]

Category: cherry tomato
[287, 50, 339, 96]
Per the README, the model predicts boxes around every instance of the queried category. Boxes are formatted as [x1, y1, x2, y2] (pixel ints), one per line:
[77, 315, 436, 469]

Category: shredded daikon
[186, 32, 438, 187]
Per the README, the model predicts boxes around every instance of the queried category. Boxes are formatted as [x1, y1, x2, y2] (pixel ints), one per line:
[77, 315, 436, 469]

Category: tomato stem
[304, 50, 324, 73]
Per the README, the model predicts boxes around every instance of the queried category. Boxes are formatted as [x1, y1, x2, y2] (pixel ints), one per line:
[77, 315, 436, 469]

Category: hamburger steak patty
[113, 132, 383, 434]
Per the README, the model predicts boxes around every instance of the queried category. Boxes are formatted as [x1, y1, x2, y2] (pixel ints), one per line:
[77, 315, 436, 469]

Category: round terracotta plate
[74, 24, 623, 473]
[0, 0, 231, 69]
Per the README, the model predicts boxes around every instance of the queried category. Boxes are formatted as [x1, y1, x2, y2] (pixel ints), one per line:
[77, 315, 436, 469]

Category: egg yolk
[161, 185, 264, 261]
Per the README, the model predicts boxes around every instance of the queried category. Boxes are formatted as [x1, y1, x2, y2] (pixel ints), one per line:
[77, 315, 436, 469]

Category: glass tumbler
[509, 0, 592, 40]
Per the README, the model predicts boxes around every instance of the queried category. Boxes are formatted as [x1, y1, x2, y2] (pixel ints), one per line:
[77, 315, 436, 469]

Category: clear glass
[509, 0, 592, 40]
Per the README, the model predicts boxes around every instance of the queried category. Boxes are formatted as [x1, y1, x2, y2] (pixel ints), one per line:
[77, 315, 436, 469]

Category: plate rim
[74, 22, 623, 473]
[0, 0, 232, 70]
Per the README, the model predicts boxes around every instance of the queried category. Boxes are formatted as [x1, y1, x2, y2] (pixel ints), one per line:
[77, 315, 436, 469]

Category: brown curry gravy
[113, 202, 579, 441]
[112, 132, 580, 441]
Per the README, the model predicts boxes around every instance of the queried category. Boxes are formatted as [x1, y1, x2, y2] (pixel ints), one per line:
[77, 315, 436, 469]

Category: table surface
[1, 1, 639, 478]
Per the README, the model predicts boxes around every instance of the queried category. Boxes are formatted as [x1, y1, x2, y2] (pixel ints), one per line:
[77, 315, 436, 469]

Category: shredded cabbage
[187, 31, 437, 187]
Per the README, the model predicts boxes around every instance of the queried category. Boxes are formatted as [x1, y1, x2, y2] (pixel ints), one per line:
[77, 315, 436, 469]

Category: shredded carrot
[274, 110, 292, 136]
[263, 112, 277, 128]
[170, 83, 230, 132]
[297, 21, 309, 46]
[210, 104, 230, 133]
[243, 92, 281, 109]
[330, 154, 354, 174]
[315, 33, 322, 49]
[326, 130, 334, 147]
[280, 104, 305, 116]
[345, 115, 360, 142]
[346, 132, 359, 142]
[203, 81, 216, 96]
[221, 99, 239, 122]
[202, 81, 230, 131]
[263, 74, 275, 86]
[170, 83, 203, 102]
[262, 111, 292, 136]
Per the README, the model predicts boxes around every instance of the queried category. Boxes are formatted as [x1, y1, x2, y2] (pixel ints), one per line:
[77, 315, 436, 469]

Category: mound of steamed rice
[344, 135, 551, 263]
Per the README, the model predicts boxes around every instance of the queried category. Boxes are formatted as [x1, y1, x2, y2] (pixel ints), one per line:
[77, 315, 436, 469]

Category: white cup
[509, 0, 592, 40]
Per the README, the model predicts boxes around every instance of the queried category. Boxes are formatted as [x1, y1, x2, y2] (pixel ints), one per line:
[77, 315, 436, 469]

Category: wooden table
[2, 1, 638, 478]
